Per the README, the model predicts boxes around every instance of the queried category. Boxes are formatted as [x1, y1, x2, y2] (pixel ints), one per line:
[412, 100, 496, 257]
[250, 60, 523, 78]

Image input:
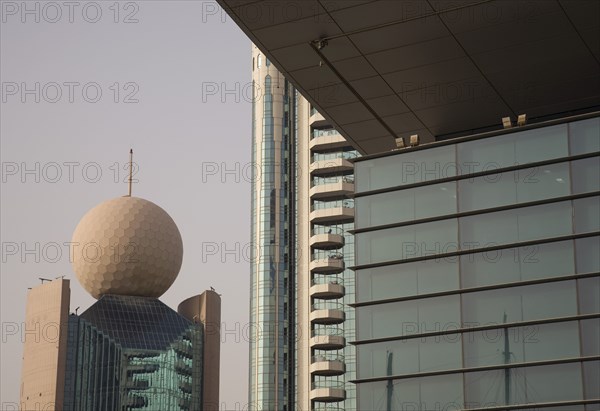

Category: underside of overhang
[218, 0, 600, 155]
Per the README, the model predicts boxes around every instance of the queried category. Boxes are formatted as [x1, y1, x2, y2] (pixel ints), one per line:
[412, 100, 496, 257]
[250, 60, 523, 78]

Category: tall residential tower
[249, 44, 358, 411]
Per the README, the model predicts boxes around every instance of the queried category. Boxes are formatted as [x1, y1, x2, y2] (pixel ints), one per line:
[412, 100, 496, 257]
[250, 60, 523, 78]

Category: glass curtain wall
[249, 61, 296, 411]
[353, 116, 600, 410]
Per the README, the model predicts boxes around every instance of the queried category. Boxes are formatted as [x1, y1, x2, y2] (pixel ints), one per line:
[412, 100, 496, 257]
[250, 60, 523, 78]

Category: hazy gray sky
[1, 1, 252, 408]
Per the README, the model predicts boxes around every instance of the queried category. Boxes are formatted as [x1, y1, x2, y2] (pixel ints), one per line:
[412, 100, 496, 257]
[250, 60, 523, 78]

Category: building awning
[217, 0, 600, 154]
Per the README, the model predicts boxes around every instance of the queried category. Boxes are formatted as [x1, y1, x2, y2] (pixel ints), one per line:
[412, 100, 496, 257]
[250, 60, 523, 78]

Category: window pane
[572, 157, 600, 194]
[463, 322, 580, 368]
[460, 241, 575, 288]
[355, 145, 456, 192]
[358, 374, 463, 411]
[356, 258, 459, 303]
[570, 117, 600, 155]
[517, 163, 571, 202]
[459, 170, 516, 211]
[357, 295, 460, 340]
[581, 319, 600, 356]
[356, 191, 414, 228]
[458, 124, 568, 173]
[465, 362, 582, 406]
[355, 182, 457, 228]
[578, 277, 600, 315]
[516, 202, 573, 241]
[459, 201, 573, 247]
[356, 219, 457, 265]
[458, 163, 570, 212]
[357, 335, 462, 379]
[576, 236, 600, 273]
[520, 240, 575, 281]
[583, 361, 600, 400]
[516, 124, 569, 164]
[574, 197, 600, 233]
[415, 183, 457, 220]
[458, 134, 517, 173]
[462, 281, 577, 325]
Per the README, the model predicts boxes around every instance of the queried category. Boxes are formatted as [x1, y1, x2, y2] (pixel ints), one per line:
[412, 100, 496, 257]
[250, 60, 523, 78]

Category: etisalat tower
[19, 152, 221, 411]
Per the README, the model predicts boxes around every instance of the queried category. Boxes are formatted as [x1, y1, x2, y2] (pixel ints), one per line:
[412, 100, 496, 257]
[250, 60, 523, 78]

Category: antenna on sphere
[128, 149, 133, 197]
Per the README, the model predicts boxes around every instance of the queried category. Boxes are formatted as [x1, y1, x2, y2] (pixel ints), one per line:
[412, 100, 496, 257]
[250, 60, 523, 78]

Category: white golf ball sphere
[71, 196, 183, 299]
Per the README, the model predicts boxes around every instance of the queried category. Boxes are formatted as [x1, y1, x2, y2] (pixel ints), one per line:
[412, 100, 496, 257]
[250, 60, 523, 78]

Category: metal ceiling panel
[218, 0, 600, 154]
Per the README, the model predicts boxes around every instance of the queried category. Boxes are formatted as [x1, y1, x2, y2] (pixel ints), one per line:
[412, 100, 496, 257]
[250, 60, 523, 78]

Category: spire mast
[128, 149, 133, 197]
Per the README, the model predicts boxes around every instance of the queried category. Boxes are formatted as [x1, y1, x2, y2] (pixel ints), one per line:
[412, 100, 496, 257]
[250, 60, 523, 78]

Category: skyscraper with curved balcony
[249, 43, 358, 411]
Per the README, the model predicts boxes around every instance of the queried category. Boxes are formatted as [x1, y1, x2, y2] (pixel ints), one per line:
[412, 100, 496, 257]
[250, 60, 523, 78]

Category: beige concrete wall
[178, 290, 221, 411]
[20, 279, 70, 411]
[296, 96, 312, 411]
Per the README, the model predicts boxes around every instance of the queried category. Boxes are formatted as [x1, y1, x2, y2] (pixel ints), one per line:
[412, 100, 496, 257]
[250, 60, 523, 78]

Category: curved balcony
[309, 181, 354, 201]
[310, 232, 345, 249]
[310, 329, 346, 350]
[310, 206, 354, 224]
[310, 279, 345, 300]
[310, 302, 345, 325]
[310, 158, 354, 177]
[310, 382, 346, 403]
[310, 354, 346, 376]
[309, 254, 345, 275]
[310, 111, 327, 126]
[310, 133, 347, 152]
[313, 407, 345, 411]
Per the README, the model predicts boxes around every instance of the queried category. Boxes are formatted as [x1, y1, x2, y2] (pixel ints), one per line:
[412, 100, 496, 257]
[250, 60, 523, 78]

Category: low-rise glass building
[63, 295, 203, 411]
[352, 114, 600, 410]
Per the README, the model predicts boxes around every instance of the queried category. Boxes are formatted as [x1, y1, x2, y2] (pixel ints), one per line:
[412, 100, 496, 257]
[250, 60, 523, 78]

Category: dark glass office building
[352, 115, 600, 410]
[63, 295, 203, 411]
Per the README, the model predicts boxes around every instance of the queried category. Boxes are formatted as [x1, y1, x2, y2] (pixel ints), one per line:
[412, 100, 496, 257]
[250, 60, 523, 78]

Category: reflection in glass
[358, 374, 463, 411]
[357, 295, 460, 340]
[356, 258, 459, 303]
[465, 362, 582, 406]
[463, 321, 579, 368]
[462, 281, 577, 325]
[64, 295, 203, 410]
[358, 335, 462, 379]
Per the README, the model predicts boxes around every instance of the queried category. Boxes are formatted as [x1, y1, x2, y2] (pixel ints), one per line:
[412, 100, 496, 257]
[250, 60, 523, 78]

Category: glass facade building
[249, 47, 297, 410]
[352, 115, 600, 410]
[250, 45, 358, 411]
[63, 295, 203, 411]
